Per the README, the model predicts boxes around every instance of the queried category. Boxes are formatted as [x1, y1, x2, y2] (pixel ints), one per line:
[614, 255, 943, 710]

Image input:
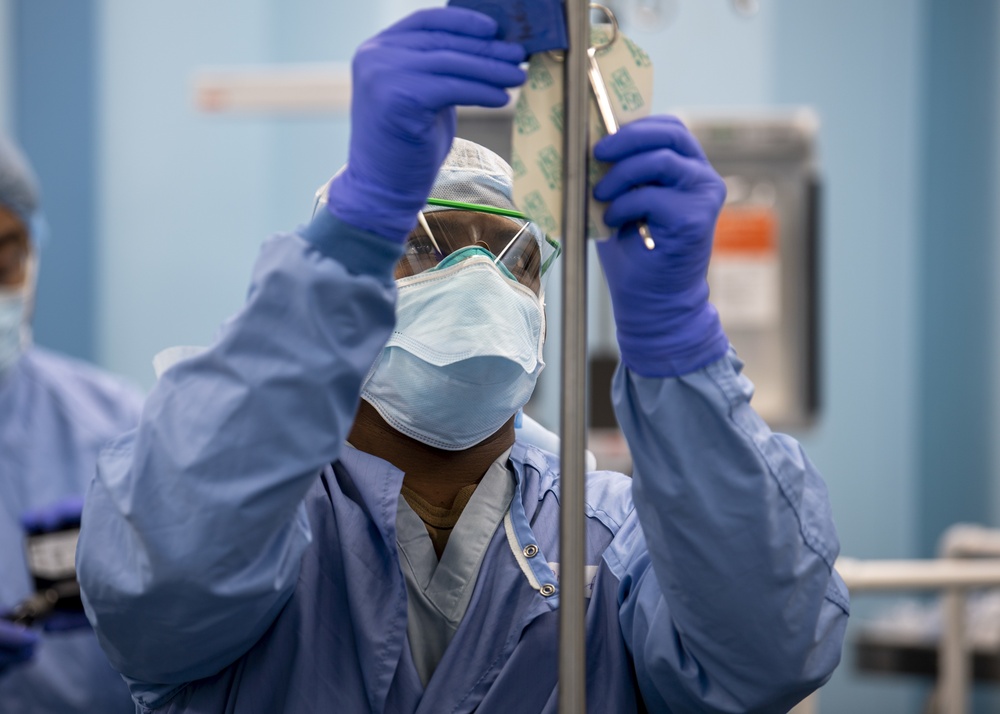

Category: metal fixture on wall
[731, 0, 759, 17]
[601, 0, 758, 31]
[684, 108, 821, 429]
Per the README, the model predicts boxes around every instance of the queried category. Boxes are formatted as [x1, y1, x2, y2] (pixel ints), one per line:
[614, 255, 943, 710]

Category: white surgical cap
[424, 138, 518, 213]
[424, 138, 544, 246]
[0, 136, 45, 245]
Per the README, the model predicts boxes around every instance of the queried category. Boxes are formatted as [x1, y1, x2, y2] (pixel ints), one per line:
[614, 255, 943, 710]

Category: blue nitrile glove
[593, 115, 730, 377]
[326, 7, 526, 242]
[21, 496, 84, 535]
[0, 620, 38, 676]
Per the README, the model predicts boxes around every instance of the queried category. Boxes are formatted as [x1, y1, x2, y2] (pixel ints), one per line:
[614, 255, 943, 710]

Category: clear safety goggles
[399, 198, 561, 296]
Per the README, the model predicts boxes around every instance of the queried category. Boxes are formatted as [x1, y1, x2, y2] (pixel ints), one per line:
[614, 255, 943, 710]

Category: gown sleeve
[613, 349, 849, 713]
[76, 211, 402, 704]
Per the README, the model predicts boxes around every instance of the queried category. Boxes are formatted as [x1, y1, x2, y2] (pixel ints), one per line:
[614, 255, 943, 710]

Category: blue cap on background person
[0, 136, 48, 246]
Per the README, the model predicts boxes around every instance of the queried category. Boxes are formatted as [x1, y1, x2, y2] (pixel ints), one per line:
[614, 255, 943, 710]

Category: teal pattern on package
[523, 191, 557, 235]
[509, 22, 653, 241]
[623, 37, 652, 68]
[590, 26, 612, 55]
[511, 152, 527, 179]
[610, 68, 644, 113]
[515, 106, 541, 136]
[529, 62, 555, 91]
[549, 104, 564, 133]
[537, 146, 561, 190]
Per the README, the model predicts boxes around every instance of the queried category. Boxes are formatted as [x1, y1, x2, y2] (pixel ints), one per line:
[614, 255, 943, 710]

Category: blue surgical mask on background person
[0, 287, 30, 378]
[0, 259, 35, 378]
[362, 255, 545, 451]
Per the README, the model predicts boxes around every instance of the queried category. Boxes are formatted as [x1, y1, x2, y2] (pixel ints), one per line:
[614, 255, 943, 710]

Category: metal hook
[589, 4, 619, 51]
[731, 0, 759, 17]
[547, 3, 619, 61]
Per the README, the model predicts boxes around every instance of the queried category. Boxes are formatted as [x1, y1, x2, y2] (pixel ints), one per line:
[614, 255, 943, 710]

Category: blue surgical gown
[0, 346, 142, 714]
[77, 210, 849, 713]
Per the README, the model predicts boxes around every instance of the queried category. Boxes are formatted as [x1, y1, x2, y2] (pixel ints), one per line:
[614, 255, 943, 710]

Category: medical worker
[77, 7, 848, 713]
[0, 136, 142, 712]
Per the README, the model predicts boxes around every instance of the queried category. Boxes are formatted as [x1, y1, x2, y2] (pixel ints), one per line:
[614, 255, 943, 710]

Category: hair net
[424, 139, 518, 212]
[424, 138, 545, 246]
[0, 136, 46, 245]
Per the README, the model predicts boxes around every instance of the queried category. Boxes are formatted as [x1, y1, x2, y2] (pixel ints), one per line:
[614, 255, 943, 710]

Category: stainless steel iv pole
[557, 0, 591, 710]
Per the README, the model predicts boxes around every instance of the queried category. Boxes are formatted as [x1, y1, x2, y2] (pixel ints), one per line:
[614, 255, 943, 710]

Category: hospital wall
[3, 0, 1000, 711]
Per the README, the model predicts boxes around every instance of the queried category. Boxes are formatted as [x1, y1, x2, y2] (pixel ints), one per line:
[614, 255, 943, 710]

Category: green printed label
[535, 145, 562, 190]
[537, 145, 562, 191]
[609, 68, 644, 113]
[523, 190, 558, 235]
[623, 37, 652, 68]
[529, 62, 555, 91]
[515, 105, 541, 136]
[510, 151, 527, 179]
[549, 104, 564, 133]
[591, 27, 613, 57]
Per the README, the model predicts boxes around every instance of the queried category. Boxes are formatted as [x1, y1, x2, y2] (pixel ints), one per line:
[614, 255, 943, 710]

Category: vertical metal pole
[940, 588, 969, 714]
[558, 0, 590, 711]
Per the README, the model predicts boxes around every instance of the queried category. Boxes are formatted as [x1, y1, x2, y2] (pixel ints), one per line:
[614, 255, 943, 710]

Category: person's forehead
[426, 209, 519, 233]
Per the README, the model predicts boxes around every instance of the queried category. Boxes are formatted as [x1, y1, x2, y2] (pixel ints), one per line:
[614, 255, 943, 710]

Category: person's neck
[348, 400, 515, 509]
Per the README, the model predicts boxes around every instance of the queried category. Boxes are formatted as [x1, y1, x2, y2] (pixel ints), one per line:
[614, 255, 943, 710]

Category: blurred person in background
[0, 135, 142, 713]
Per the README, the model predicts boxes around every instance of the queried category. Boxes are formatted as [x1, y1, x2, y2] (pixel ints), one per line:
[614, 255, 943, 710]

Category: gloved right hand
[593, 115, 730, 377]
[326, 8, 526, 242]
[21, 495, 84, 535]
[0, 620, 38, 676]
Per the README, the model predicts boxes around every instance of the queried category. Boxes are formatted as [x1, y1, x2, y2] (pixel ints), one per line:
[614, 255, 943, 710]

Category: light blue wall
[994, 3, 1000, 530]
[97, 1, 273, 384]
[772, 0, 922, 559]
[770, 3, 925, 710]
[95, 1, 384, 387]
[261, 2, 373, 242]
[13, 0, 100, 361]
[0, 0, 10, 133]
[917, 0, 999, 556]
[915, 8, 1000, 708]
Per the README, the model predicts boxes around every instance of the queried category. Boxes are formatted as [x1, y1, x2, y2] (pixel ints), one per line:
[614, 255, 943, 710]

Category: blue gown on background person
[0, 346, 142, 713]
[0, 131, 144, 713]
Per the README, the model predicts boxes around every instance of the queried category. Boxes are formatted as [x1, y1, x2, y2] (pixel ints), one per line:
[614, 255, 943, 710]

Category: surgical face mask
[0, 282, 31, 378]
[362, 255, 545, 451]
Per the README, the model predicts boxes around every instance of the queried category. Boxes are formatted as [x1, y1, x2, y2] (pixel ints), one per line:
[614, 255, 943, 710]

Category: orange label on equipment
[713, 206, 778, 255]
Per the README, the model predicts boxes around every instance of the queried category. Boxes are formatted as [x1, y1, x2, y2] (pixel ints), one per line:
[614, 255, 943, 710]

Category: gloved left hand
[593, 115, 730, 377]
[21, 496, 84, 535]
[326, 7, 527, 242]
[0, 620, 38, 676]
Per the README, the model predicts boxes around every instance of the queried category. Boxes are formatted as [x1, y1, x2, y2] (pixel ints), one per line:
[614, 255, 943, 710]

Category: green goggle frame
[425, 198, 563, 276]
